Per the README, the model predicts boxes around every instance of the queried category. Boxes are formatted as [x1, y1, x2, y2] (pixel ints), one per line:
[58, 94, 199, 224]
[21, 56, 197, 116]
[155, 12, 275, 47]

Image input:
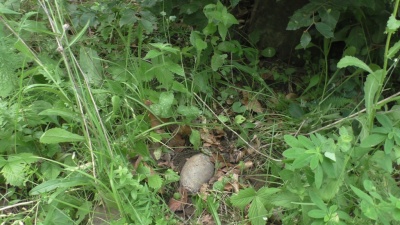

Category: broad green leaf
[308, 209, 326, 219]
[40, 162, 62, 180]
[359, 134, 385, 148]
[14, 39, 35, 59]
[234, 115, 246, 124]
[300, 31, 311, 49]
[371, 151, 392, 173]
[257, 187, 281, 201]
[288, 102, 304, 118]
[189, 129, 200, 150]
[360, 200, 378, 220]
[282, 148, 305, 159]
[165, 62, 185, 76]
[376, 114, 392, 128]
[230, 187, 256, 209]
[315, 22, 334, 38]
[218, 23, 228, 41]
[39, 108, 81, 122]
[292, 154, 313, 169]
[303, 75, 319, 94]
[29, 177, 91, 195]
[387, 40, 400, 59]
[171, 81, 189, 94]
[190, 31, 207, 51]
[261, 47, 276, 58]
[0, 153, 38, 187]
[337, 56, 373, 74]
[298, 135, 314, 149]
[147, 174, 163, 190]
[211, 53, 227, 71]
[284, 135, 302, 148]
[319, 9, 340, 29]
[0, 6, 20, 14]
[40, 128, 85, 144]
[143, 49, 163, 59]
[309, 190, 327, 211]
[314, 164, 323, 189]
[268, 191, 301, 208]
[177, 105, 202, 119]
[387, 15, 400, 33]
[221, 9, 238, 26]
[150, 92, 174, 117]
[119, 9, 137, 27]
[384, 138, 394, 154]
[203, 23, 217, 35]
[79, 47, 103, 86]
[324, 152, 336, 161]
[310, 155, 319, 170]
[248, 198, 267, 225]
[350, 185, 374, 205]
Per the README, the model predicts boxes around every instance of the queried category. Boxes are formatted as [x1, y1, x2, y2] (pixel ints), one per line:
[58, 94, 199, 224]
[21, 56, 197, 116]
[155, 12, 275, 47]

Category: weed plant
[1, 0, 400, 224]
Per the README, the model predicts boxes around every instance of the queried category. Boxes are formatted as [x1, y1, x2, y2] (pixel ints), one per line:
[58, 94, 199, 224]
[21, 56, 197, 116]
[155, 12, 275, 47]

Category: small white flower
[62, 23, 70, 31]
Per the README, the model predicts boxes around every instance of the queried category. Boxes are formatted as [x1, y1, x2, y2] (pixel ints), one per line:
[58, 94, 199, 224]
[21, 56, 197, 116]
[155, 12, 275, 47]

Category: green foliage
[2, 0, 400, 224]
[230, 187, 280, 225]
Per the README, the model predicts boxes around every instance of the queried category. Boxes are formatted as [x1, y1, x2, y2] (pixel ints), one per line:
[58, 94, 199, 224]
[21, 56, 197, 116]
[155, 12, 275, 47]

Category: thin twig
[309, 91, 400, 134]
[0, 200, 35, 212]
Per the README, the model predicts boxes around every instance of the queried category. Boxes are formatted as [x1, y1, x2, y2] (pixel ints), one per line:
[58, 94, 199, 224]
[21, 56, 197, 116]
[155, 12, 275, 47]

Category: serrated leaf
[119, 9, 137, 27]
[143, 49, 163, 60]
[148, 174, 163, 190]
[1, 162, 25, 186]
[387, 40, 400, 59]
[337, 56, 373, 74]
[257, 187, 280, 201]
[166, 62, 185, 76]
[315, 22, 334, 38]
[364, 70, 383, 121]
[387, 15, 400, 33]
[40, 128, 85, 144]
[248, 198, 267, 225]
[230, 187, 256, 209]
[211, 53, 227, 71]
[177, 105, 202, 119]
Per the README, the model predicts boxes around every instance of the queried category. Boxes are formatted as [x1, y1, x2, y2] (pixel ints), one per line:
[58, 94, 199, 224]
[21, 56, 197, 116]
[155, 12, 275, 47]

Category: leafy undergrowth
[1, 0, 400, 225]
